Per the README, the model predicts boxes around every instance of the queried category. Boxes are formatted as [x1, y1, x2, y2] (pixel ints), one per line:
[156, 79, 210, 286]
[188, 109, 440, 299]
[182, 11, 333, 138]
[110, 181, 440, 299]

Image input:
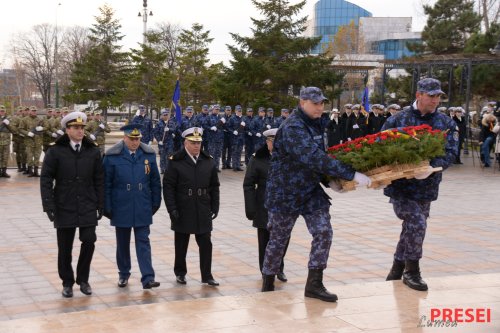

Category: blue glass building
[309, 0, 372, 54]
[371, 38, 422, 60]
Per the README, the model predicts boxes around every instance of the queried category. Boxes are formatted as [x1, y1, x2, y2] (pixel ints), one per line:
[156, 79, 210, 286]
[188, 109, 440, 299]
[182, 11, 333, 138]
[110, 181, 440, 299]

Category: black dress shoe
[176, 275, 186, 284]
[143, 280, 160, 289]
[62, 286, 73, 298]
[233, 167, 244, 171]
[202, 278, 220, 286]
[277, 272, 288, 282]
[117, 278, 128, 288]
[79, 282, 92, 295]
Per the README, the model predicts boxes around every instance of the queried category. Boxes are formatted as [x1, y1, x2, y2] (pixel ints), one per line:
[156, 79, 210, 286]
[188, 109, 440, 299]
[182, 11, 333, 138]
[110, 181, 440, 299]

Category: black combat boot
[17, 163, 23, 172]
[26, 166, 33, 176]
[261, 275, 275, 292]
[402, 260, 428, 291]
[22, 164, 29, 174]
[304, 269, 338, 302]
[386, 259, 405, 281]
[31, 166, 40, 177]
[3, 168, 11, 178]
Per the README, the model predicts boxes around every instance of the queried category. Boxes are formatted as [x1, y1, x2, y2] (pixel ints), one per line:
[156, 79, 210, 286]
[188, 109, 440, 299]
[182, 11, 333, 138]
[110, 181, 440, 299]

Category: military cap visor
[61, 111, 87, 128]
[182, 127, 203, 142]
[120, 124, 143, 138]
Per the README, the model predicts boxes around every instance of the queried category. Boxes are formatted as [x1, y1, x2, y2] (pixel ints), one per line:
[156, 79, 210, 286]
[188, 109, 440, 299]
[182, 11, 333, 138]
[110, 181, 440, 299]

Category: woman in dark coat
[40, 112, 104, 298]
[163, 127, 220, 286]
[243, 128, 289, 282]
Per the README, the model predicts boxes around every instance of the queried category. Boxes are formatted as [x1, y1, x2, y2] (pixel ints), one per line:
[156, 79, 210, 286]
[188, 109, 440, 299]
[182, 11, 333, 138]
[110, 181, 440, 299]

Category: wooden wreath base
[338, 161, 443, 191]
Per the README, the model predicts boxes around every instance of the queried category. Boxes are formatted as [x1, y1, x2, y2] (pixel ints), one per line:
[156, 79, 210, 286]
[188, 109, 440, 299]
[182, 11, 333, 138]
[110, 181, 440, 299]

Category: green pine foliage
[224, 0, 341, 109]
[328, 125, 446, 172]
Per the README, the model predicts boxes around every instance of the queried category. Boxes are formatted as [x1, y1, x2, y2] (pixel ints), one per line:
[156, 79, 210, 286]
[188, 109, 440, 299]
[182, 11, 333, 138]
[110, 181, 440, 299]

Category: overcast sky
[0, 0, 436, 68]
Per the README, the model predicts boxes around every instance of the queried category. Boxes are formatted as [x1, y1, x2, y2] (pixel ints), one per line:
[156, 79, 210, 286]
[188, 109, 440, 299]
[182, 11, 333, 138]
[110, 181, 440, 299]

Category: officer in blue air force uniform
[382, 78, 458, 292]
[261, 87, 371, 302]
[102, 124, 162, 290]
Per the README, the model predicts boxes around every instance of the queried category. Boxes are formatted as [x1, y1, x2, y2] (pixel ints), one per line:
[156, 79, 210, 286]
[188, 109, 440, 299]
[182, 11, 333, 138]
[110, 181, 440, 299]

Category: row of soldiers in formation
[0, 105, 110, 178]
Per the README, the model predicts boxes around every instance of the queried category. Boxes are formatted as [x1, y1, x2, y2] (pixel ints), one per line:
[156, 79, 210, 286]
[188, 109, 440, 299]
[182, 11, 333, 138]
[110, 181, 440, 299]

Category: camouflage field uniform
[381, 104, 459, 261]
[19, 113, 48, 174]
[85, 118, 111, 155]
[262, 107, 355, 275]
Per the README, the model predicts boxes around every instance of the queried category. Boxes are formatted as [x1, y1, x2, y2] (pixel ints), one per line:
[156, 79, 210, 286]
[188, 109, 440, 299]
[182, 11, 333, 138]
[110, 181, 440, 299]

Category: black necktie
[131, 153, 136, 160]
[194, 155, 198, 163]
[75, 144, 80, 152]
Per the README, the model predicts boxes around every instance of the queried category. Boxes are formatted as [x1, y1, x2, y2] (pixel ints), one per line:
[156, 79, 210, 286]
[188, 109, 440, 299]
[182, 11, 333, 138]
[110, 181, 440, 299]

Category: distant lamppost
[138, 0, 153, 45]
[55, 2, 62, 108]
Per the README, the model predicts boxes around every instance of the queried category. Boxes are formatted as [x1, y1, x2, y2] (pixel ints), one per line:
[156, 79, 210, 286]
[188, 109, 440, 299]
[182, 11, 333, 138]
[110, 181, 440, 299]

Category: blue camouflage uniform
[206, 106, 224, 170]
[131, 113, 153, 144]
[153, 112, 177, 173]
[251, 111, 266, 151]
[195, 105, 211, 152]
[228, 107, 245, 170]
[242, 109, 254, 165]
[265, 108, 276, 129]
[221, 107, 233, 169]
[274, 109, 289, 129]
[381, 103, 458, 262]
[262, 107, 356, 275]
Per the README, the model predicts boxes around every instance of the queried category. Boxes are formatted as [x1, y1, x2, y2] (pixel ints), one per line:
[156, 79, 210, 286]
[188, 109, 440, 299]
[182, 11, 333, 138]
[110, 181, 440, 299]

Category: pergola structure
[381, 54, 500, 156]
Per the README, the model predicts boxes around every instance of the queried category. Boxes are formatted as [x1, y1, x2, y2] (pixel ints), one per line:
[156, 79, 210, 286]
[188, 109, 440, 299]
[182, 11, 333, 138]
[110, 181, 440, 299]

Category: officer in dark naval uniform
[261, 87, 371, 302]
[383, 78, 458, 291]
[163, 127, 221, 286]
[40, 111, 104, 298]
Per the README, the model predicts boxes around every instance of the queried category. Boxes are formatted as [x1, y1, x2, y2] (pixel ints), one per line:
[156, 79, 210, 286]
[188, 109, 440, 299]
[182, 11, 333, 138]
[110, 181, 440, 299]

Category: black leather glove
[211, 211, 218, 220]
[170, 210, 180, 220]
[103, 210, 112, 219]
[97, 209, 103, 220]
[46, 210, 55, 222]
[152, 205, 160, 216]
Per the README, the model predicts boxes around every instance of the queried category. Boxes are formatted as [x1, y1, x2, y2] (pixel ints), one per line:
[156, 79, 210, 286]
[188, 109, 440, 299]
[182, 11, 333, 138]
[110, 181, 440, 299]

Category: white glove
[90, 134, 96, 141]
[164, 127, 169, 132]
[51, 132, 58, 138]
[28, 132, 35, 137]
[2, 119, 9, 125]
[256, 133, 262, 137]
[347, 137, 352, 141]
[158, 141, 163, 146]
[328, 180, 344, 193]
[340, 140, 343, 144]
[57, 129, 64, 135]
[99, 123, 105, 129]
[211, 126, 217, 131]
[36, 126, 44, 131]
[172, 133, 176, 138]
[353, 124, 359, 129]
[233, 130, 238, 135]
[220, 118, 226, 124]
[354, 172, 371, 187]
[248, 132, 253, 136]
[266, 125, 271, 129]
[414, 166, 434, 180]
[240, 121, 246, 127]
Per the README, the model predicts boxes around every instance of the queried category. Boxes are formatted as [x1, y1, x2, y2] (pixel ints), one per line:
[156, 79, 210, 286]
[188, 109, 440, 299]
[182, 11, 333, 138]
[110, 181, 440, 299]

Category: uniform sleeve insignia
[144, 159, 150, 174]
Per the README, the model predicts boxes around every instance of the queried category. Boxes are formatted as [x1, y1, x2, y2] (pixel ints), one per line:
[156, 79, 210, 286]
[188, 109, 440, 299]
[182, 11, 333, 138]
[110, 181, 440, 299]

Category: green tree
[65, 5, 131, 118]
[127, 33, 176, 117]
[225, 0, 340, 109]
[421, 0, 482, 54]
[176, 23, 213, 107]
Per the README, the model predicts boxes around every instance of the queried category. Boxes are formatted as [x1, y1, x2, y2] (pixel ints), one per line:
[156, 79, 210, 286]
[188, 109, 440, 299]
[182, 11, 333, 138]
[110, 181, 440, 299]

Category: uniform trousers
[56, 226, 96, 287]
[257, 228, 289, 274]
[222, 132, 232, 167]
[115, 226, 155, 285]
[262, 206, 332, 275]
[174, 231, 213, 281]
[391, 198, 431, 261]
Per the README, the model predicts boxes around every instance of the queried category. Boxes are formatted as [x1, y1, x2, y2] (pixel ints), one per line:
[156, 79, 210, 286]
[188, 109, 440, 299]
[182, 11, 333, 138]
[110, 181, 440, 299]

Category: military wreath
[327, 124, 447, 172]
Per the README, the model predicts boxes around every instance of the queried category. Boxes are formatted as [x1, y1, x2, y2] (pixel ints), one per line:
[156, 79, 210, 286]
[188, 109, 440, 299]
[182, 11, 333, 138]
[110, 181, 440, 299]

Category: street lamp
[55, 2, 62, 108]
[138, 0, 153, 45]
